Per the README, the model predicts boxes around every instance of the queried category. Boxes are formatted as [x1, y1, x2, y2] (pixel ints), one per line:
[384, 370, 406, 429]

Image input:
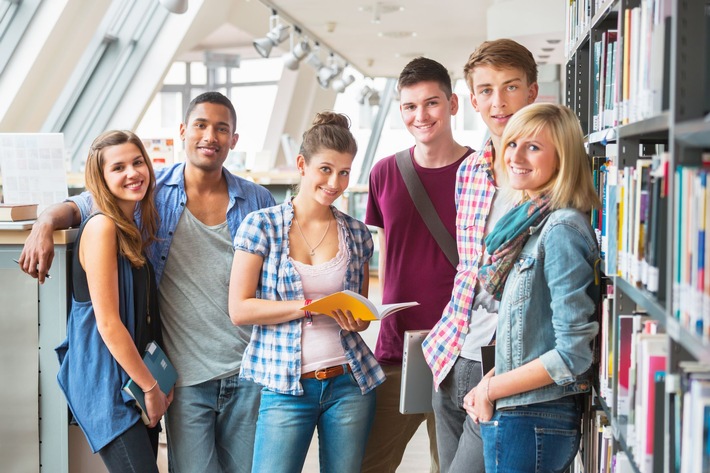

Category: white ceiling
[184, 0, 567, 80]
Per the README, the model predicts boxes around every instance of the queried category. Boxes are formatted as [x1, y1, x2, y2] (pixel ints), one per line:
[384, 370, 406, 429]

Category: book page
[0, 133, 68, 213]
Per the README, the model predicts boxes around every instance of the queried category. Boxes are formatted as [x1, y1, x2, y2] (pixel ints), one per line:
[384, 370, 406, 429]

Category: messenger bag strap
[395, 149, 459, 268]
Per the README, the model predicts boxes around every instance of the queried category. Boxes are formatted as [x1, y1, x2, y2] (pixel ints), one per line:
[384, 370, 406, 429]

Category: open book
[122, 341, 178, 425]
[301, 290, 419, 321]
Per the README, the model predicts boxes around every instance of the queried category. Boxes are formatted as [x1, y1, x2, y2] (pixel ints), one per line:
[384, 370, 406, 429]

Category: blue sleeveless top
[56, 215, 151, 452]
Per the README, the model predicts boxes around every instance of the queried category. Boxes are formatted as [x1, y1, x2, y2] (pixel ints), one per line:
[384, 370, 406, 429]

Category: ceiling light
[542, 47, 555, 52]
[378, 31, 417, 39]
[358, 85, 373, 105]
[316, 54, 343, 89]
[546, 39, 561, 44]
[253, 13, 290, 58]
[368, 90, 381, 107]
[359, 3, 404, 24]
[159, 0, 188, 14]
[305, 51, 323, 70]
[283, 39, 311, 70]
[332, 74, 355, 93]
[317, 64, 339, 88]
[358, 84, 380, 106]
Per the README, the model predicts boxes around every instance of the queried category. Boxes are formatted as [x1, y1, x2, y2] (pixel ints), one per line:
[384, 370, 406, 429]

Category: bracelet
[142, 380, 158, 393]
[484, 378, 494, 407]
[304, 299, 313, 326]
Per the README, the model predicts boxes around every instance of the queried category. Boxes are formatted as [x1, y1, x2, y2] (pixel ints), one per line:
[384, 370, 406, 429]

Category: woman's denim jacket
[495, 208, 600, 409]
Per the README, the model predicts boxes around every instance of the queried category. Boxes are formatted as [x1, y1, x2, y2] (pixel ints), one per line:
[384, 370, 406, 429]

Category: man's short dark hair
[397, 57, 453, 98]
[184, 91, 237, 133]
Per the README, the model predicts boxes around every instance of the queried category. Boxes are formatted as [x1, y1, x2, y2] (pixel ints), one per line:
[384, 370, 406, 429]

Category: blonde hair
[84, 130, 159, 267]
[501, 103, 601, 212]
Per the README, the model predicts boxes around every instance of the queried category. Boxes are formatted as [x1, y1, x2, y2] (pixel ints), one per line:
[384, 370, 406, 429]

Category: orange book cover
[301, 290, 419, 321]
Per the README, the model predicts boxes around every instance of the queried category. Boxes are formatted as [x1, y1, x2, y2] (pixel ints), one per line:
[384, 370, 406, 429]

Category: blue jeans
[480, 396, 582, 473]
[98, 420, 160, 473]
[165, 374, 261, 473]
[252, 372, 376, 473]
[432, 357, 485, 473]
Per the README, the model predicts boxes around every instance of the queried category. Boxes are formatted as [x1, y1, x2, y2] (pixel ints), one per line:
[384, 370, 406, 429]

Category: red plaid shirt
[423, 140, 499, 388]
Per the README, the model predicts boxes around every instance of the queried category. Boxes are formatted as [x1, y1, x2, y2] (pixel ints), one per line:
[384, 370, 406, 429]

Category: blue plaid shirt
[234, 200, 385, 395]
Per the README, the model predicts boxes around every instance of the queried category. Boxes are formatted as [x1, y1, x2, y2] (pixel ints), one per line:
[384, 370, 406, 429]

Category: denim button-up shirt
[495, 208, 600, 409]
[69, 162, 275, 285]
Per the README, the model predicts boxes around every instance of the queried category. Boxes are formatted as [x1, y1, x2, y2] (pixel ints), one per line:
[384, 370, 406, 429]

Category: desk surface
[0, 228, 78, 245]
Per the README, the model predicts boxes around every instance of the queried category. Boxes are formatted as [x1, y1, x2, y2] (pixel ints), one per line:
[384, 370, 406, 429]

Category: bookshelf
[566, 0, 710, 471]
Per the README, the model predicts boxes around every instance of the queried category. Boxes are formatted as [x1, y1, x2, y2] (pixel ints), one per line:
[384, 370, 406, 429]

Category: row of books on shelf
[591, 29, 618, 131]
[591, 0, 671, 131]
[673, 164, 710, 337]
[591, 147, 669, 296]
[597, 304, 665, 473]
[593, 147, 709, 335]
[566, 0, 592, 53]
[596, 303, 710, 472]
[618, 0, 670, 127]
[614, 153, 668, 294]
[581, 411, 639, 473]
[568, 0, 672, 132]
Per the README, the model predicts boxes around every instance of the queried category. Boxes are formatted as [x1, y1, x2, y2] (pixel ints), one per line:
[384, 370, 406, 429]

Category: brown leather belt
[301, 364, 351, 380]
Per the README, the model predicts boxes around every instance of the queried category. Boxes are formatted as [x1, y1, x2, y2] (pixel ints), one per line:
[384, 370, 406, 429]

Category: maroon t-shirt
[365, 146, 472, 365]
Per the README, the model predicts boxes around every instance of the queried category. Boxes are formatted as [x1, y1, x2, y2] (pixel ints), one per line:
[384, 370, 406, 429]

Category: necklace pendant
[310, 249, 315, 256]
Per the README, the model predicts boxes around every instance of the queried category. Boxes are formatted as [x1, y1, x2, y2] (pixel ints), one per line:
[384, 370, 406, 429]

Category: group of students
[18, 38, 600, 473]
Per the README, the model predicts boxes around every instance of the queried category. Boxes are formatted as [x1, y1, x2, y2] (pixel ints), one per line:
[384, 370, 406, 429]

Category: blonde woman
[56, 130, 169, 472]
[229, 112, 383, 473]
[464, 103, 600, 473]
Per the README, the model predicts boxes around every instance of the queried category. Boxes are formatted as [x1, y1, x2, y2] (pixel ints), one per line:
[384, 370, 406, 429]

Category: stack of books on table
[0, 203, 38, 230]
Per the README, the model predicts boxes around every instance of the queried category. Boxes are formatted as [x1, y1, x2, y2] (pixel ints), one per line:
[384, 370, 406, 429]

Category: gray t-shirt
[159, 207, 251, 387]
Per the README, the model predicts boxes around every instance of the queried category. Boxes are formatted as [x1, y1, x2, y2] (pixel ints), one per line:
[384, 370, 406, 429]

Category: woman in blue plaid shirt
[228, 111, 384, 473]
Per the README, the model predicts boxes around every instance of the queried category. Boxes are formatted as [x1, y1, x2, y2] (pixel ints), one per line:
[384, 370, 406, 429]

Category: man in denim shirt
[19, 92, 275, 473]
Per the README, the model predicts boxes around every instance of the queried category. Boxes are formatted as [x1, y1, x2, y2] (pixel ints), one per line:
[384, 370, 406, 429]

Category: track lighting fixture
[358, 85, 380, 106]
[331, 74, 355, 93]
[253, 12, 290, 58]
[159, 0, 188, 14]
[283, 29, 311, 71]
[358, 85, 374, 105]
[367, 89, 381, 107]
[316, 55, 343, 89]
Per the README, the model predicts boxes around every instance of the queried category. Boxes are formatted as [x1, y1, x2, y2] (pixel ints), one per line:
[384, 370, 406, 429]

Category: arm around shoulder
[18, 201, 82, 282]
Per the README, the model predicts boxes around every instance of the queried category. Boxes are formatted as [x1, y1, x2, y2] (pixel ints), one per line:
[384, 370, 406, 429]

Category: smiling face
[399, 80, 458, 147]
[504, 127, 559, 199]
[470, 65, 538, 143]
[180, 102, 239, 173]
[297, 149, 353, 207]
[101, 142, 151, 217]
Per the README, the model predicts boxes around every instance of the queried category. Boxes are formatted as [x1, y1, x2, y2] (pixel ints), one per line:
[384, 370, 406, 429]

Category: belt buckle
[314, 366, 337, 380]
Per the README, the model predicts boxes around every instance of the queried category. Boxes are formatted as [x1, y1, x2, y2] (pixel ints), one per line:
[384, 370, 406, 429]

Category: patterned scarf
[478, 194, 552, 300]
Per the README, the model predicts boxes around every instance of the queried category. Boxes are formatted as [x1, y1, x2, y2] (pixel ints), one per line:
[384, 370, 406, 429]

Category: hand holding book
[123, 341, 178, 425]
[301, 290, 419, 322]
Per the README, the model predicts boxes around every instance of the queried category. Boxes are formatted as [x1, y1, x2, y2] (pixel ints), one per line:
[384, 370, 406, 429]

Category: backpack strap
[395, 149, 459, 268]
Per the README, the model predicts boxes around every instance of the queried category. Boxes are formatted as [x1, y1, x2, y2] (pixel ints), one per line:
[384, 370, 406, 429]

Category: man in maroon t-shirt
[362, 57, 473, 473]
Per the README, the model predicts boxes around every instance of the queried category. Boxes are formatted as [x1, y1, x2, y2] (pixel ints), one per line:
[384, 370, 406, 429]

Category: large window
[137, 57, 282, 166]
